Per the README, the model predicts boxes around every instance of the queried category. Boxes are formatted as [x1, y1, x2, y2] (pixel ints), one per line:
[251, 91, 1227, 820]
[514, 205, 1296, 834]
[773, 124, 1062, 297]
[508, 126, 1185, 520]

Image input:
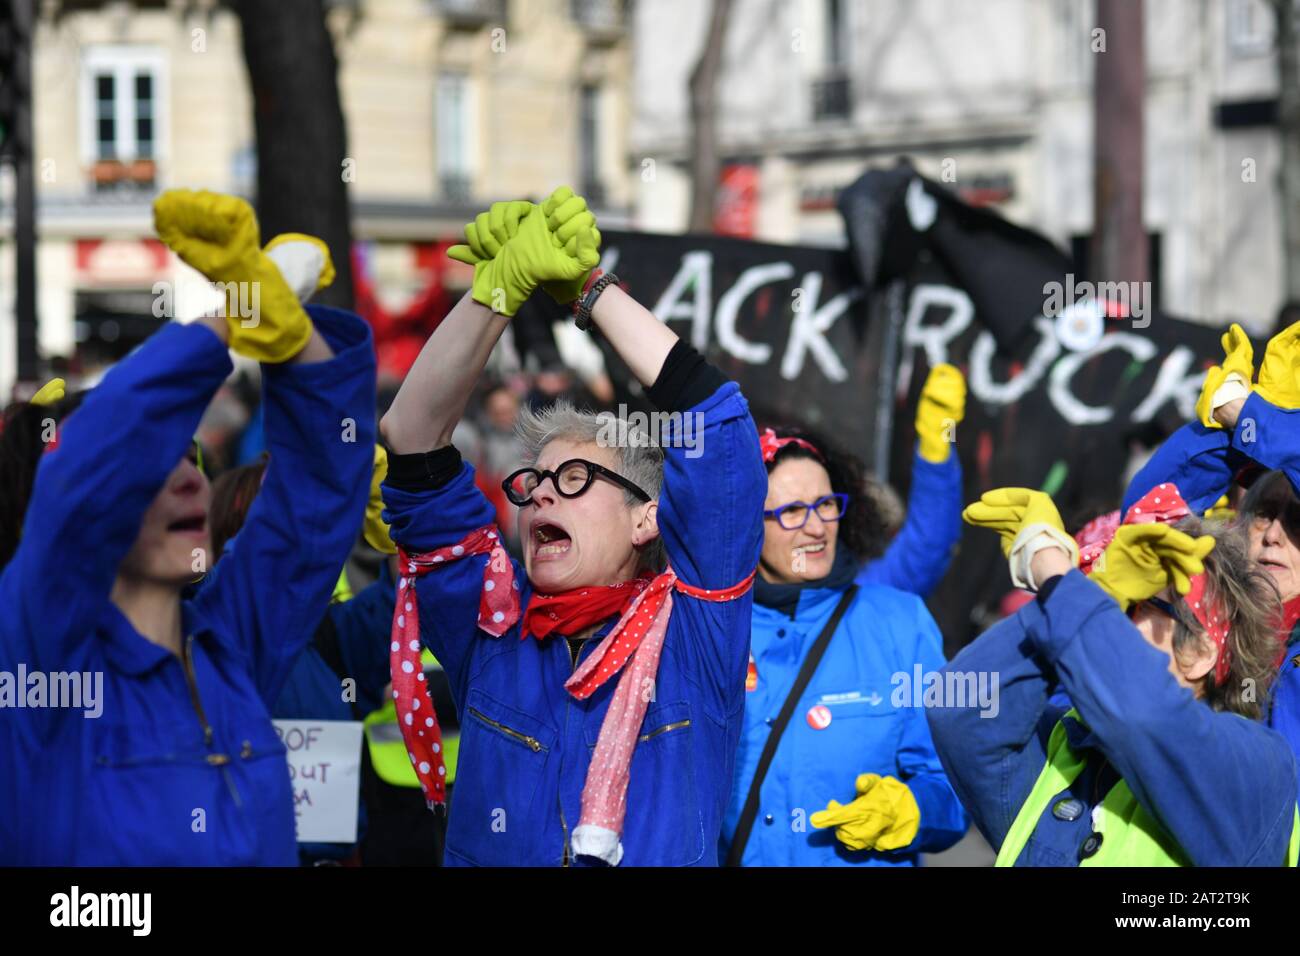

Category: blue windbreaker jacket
[721, 578, 968, 865]
[0, 307, 376, 865]
[859, 446, 963, 598]
[928, 570, 1298, 866]
[381, 381, 766, 866]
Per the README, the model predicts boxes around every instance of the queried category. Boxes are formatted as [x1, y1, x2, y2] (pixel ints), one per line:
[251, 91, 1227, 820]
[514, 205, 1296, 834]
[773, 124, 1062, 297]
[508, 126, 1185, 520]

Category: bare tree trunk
[687, 0, 734, 234]
[1273, 0, 1300, 305]
[233, 0, 354, 309]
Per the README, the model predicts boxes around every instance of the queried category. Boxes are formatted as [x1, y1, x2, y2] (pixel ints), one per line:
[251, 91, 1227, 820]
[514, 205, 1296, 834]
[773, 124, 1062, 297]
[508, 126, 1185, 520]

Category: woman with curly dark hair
[719, 423, 968, 866]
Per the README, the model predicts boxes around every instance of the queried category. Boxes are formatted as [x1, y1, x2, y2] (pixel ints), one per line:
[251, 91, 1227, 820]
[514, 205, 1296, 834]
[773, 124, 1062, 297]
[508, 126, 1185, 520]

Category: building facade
[0, 0, 631, 396]
[629, 0, 1297, 333]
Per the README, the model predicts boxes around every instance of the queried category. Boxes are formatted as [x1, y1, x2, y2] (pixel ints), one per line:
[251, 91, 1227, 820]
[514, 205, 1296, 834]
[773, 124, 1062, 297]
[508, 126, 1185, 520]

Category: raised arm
[1026, 567, 1297, 866]
[925, 604, 1061, 852]
[0, 319, 232, 676]
[191, 304, 376, 703]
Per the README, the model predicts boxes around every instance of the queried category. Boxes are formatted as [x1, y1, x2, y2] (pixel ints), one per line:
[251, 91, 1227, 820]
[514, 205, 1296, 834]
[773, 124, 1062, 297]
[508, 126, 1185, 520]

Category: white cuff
[1210, 372, 1249, 412]
[570, 825, 623, 866]
[1008, 524, 1079, 591]
[265, 239, 328, 304]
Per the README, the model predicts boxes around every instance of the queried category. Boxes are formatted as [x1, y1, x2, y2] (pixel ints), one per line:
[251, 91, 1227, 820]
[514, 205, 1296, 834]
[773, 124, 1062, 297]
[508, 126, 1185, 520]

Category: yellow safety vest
[996, 709, 1300, 867]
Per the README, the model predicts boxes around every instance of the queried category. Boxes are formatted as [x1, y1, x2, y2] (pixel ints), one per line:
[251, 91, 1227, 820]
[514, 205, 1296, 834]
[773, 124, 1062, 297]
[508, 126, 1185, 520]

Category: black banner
[578, 179, 1231, 653]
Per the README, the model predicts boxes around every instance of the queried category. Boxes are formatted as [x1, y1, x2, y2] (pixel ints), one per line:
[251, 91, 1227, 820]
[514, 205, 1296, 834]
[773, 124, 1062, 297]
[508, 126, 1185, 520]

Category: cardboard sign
[272, 720, 364, 844]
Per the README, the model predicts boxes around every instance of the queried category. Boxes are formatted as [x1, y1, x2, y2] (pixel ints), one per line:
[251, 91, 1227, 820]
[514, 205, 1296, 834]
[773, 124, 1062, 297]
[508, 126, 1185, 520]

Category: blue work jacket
[0, 307, 376, 865]
[927, 570, 1298, 866]
[382, 381, 766, 866]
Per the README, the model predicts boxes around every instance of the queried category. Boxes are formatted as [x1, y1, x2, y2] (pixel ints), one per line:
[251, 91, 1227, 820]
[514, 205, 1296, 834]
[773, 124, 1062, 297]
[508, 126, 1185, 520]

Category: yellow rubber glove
[153, 189, 313, 363]
[263, 232, 336, 301]
[446, 188, 600, 315]
[915, 363, 966, 463]
[1088, 523, 1216, 612]
[364, 445, 398, 555]
[963, 487, 1079, 589]
[1204, 494, 1235, 522]
[810, 774, 921, 852]
[1255, 319, 1300, 409]
[30, 377, 65, 406]
[1195, 323, 1254, 428]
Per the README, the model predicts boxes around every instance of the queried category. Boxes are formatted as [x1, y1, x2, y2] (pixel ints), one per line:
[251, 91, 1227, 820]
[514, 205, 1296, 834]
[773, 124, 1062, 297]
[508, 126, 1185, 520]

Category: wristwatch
[574, 272, 620, 332]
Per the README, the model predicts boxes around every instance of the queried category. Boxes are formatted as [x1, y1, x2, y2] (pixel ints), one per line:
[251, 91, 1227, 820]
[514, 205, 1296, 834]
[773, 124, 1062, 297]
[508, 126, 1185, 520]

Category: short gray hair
[515, 398, 665, 572]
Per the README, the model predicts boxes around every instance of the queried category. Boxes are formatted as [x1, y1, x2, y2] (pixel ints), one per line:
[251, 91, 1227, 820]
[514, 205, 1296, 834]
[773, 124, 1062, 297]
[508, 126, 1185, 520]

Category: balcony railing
[90, 157, 156, 193]
[811, 71, 851, 122]
[433, 0, 505, 27]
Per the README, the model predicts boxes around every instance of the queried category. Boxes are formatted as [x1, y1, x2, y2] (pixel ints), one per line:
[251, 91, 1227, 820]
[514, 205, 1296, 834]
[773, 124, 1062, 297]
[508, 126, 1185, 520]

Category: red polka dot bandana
[758, 427, 823, 465]
[390, 526, 518, 808]
[1081, 483, 1233, 685]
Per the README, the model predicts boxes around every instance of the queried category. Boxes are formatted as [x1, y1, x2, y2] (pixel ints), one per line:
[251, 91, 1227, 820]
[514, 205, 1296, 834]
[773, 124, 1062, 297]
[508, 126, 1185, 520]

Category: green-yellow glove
[539, 186, 603, 305]
[364, 445, 398, 555]
[448, 200, 534, 264]
[1196, 323, 1253, 428]
[1088, 523, 1215, 612]
[810, 774, 921, 852]
[446, 188, 600, 316]
[153, 189, 313, 363]
[915, 363, 966, 463]
[1255, 319, 1300, 410]
[30, 377, 65, 407]
[963, 487, 1078, 590]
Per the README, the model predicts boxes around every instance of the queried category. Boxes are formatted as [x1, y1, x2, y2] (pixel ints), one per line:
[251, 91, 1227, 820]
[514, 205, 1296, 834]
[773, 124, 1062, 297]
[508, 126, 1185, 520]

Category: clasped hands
[448, 187, 601, 317]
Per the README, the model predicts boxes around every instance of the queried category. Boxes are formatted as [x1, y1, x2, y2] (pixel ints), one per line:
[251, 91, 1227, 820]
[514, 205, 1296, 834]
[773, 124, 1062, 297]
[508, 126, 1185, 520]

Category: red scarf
[524, 577, 653, 641]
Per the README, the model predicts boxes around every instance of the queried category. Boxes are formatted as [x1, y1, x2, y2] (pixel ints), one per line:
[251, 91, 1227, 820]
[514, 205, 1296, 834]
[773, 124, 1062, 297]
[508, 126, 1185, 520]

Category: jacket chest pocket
[587, 700, 704, 866]
[447, 687, 557, 866]
[792, 691, 903, 799]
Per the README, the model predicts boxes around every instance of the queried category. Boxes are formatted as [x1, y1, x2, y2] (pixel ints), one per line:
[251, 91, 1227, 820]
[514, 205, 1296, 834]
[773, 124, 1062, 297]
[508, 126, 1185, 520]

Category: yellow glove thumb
[363, 445, 398, 555]
[30, 378, 66, 407]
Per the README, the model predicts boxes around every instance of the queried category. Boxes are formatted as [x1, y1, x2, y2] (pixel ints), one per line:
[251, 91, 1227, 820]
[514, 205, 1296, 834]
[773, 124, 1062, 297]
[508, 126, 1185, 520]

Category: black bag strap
[724, 584, 858, 867]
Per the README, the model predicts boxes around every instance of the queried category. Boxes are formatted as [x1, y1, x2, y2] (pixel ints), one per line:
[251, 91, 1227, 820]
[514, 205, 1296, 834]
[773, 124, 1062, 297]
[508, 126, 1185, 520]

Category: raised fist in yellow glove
[30, 377, 66, 407]
[1196, 323, 1253, 428]
[1088, 522, 1215, 613]
[915, 363, 966, 463]
[963, 487, 1078, 590]
[153, 189, 313, 363]
[810, 774, 921, 852]
[446, 187, 600, 316]
[364, 445, 397, 555]
[1255, 318, 1300, 410]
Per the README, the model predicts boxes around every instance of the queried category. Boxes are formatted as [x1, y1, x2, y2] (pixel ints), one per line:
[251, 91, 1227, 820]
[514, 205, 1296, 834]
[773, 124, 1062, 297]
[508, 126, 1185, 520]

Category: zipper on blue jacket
[183, 634, 241, 808]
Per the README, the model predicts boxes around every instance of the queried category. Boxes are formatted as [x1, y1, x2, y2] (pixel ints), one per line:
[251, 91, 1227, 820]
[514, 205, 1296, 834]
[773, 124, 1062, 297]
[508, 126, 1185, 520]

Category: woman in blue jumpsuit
[720, 426, 968, 866]
[0, 192, 376, 864]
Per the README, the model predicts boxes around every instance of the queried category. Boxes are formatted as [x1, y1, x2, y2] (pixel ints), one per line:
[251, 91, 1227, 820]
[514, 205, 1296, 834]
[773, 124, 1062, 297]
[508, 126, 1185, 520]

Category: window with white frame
[437, 72, 476, 200]
[80, 46, 165, 170]
[1228, 0, 1274, 57]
